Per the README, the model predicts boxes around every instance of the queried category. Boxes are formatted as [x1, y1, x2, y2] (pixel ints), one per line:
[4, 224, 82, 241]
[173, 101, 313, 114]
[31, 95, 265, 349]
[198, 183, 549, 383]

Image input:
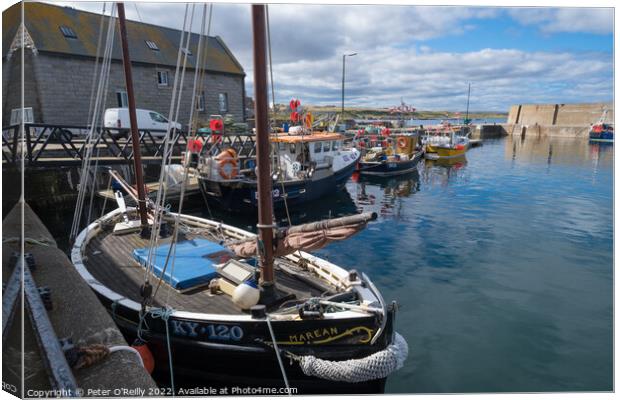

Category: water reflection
[504, 135, 613, 168]
[187, 185, 359, 233]
[347, 170, 421, 220]
[420, 156, 468, 188]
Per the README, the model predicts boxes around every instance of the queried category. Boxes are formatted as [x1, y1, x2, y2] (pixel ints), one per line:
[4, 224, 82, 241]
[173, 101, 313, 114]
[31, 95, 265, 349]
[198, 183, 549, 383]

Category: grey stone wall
[5, 51, 245, 127]
[3, 49, 44, 125]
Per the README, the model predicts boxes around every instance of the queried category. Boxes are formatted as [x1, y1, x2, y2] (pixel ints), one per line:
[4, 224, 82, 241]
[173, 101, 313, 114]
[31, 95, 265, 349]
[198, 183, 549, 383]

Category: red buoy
[131, 340, 155, 374]
[188, 139, 203, 153]
[210, 119, 223, 132]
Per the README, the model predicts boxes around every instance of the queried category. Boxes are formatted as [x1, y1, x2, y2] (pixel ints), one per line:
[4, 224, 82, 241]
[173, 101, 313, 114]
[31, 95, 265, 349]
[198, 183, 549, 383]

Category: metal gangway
[2, 123, 189, 167]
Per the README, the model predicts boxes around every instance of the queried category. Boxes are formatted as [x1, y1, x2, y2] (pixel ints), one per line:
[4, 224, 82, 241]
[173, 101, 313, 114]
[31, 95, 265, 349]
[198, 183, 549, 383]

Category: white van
[104, 108, 183, 136]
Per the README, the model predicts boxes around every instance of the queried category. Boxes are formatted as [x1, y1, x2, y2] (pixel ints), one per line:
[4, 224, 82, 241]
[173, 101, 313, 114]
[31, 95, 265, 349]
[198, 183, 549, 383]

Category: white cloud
[46, 2, 613, 111]
[508, 8, 613, 35]
[259, 47, 612, 111]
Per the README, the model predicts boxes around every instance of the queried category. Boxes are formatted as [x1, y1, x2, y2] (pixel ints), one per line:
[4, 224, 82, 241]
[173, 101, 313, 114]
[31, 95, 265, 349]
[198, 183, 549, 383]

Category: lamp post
[341, 52, 357, 117]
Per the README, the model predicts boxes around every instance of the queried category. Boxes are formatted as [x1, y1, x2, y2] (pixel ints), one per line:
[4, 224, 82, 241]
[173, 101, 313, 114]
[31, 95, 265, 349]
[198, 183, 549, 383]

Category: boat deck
[84, 226, 328, 315]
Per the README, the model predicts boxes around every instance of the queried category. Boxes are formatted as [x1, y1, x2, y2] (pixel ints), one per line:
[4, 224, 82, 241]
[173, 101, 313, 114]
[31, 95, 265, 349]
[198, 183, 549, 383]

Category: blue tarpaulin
[133, 239, 232, 291]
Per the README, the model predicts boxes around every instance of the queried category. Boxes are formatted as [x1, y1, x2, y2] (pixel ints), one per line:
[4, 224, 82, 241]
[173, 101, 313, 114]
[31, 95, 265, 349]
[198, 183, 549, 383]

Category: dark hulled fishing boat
[589, 108, 613, 143]
[71, 3, 407, 394]
[589, 123, 614, 143]
[196, 131, 360, 211]
[358, 135, 423, 176]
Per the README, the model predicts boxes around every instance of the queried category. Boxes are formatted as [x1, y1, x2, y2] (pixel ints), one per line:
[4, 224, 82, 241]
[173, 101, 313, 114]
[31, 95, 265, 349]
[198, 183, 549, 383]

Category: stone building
[2, 2, 246, 127]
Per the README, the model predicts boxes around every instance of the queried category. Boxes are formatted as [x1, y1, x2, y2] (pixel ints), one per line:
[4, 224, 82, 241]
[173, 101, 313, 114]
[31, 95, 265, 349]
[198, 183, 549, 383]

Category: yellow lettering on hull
[282, 326, 374, 345]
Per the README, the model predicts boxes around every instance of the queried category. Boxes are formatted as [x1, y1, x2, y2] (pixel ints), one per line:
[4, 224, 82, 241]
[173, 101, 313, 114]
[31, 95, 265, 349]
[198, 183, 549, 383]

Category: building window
[314, 142, 322, 153]
[116, 90, 128, 107]
[218, 93, 228, 113]
[10, 107, 34, 125]
[59, 26, 77, 38]
[196, 92, 205, 111]
[157, 71, 168, 86]
[145, 40, 159, 51]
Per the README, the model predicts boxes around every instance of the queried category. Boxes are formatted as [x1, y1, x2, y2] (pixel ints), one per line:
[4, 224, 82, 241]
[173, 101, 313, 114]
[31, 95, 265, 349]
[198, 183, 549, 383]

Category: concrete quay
[501, 102, 613, 138]
[2, 201, 157, 397]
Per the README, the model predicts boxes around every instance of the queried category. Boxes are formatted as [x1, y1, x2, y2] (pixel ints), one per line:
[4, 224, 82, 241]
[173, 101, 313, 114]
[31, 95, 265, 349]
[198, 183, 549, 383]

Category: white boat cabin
[271, 132, 358, 181]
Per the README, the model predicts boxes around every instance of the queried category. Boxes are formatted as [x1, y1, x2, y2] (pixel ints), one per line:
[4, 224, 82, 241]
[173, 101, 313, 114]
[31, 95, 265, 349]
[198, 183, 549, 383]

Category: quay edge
[2, 201, 157, 397]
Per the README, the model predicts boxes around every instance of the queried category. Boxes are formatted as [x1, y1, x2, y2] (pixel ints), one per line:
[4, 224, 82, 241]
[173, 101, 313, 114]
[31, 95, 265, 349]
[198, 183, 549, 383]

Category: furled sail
[229, 212, 377, 258]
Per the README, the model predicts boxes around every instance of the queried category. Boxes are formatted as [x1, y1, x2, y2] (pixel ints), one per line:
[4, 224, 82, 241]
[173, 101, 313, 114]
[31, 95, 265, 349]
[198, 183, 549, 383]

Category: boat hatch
[133, 239, 237, 291]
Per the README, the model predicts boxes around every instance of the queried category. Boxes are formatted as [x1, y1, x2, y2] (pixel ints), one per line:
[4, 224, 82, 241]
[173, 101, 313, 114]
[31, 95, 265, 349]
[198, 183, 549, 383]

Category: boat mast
[251, 5, 275, 290]
[465, 82, 471, 124]
[117, 3, 148, 230]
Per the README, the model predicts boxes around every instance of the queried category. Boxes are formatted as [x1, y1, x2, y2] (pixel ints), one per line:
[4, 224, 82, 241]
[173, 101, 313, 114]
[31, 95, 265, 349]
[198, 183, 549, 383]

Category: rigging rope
[151, 3, 213, 305]
[150, 307, 176, 396]
[142, 3, 191, 286]
[266, 316, 291, 394]
[70, 3, 116, 241]
[265, 6, 294, 228]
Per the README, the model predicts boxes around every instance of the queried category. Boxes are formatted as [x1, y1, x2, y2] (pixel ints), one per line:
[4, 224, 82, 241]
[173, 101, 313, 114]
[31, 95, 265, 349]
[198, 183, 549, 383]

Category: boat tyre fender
[297, 332, 409, 383]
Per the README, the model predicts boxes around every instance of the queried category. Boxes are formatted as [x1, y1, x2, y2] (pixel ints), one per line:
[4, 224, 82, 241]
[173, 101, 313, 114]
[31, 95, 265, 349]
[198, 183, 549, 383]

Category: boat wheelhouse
[196, 131, 360, 211]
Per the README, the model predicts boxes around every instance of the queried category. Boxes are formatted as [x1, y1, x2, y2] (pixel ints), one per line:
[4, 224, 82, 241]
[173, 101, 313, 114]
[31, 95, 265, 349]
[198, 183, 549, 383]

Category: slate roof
[2, 2, 245, 76]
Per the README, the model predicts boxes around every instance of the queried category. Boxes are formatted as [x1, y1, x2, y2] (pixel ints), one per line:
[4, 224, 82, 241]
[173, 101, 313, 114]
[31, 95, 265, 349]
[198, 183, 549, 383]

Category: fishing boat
[196, 129, 360, 211]
[96, 166, 201, 204]
[357, 135, 424, 176]
[423, 127, 469, 160]
[71, 3, 407, 394]
[589, 109, 613, 143]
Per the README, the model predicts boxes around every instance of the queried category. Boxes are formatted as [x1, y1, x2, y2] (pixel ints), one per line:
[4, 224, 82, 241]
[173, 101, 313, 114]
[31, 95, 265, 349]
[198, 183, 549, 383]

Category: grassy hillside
[271, 104, 506, 122]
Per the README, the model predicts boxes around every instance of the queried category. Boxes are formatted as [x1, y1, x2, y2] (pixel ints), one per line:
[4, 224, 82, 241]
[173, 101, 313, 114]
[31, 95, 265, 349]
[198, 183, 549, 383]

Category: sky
[49, 1, 614, 112]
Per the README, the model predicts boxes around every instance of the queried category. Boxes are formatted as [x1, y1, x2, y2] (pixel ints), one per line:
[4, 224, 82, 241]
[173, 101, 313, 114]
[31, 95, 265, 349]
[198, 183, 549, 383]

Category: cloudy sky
[52, 1, 614, 112]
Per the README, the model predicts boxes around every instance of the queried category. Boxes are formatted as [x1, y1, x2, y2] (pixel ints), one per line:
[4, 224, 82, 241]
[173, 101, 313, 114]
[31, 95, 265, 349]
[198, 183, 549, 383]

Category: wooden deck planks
[83, 228, 327, 315]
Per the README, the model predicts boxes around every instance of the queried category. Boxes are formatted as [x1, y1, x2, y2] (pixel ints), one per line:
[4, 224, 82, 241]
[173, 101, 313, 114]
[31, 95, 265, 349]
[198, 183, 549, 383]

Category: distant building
[2, 2, 246, 127]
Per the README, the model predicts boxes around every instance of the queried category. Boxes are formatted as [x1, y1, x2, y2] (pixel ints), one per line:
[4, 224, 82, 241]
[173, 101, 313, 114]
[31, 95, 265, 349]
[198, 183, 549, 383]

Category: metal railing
[2, 123, 189, 167]
[3, 253, 79, 396]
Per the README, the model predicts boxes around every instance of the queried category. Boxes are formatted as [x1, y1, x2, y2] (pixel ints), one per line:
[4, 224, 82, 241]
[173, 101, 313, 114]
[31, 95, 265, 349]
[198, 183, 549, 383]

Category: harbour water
[24, 135, 612, 393]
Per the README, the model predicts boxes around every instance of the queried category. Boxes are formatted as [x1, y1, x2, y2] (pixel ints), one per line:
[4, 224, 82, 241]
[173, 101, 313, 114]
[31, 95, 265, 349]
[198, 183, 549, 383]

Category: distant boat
[423, 125, 469, 160]
[589, 109, 613, 143]
[196, 130, 360, 211]
[357, 135, 424, 176]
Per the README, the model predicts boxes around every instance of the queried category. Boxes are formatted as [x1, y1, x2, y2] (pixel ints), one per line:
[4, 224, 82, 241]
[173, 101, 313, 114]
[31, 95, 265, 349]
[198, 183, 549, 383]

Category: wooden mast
[117, 3, 148, 231]
[251, 5, 275, 290]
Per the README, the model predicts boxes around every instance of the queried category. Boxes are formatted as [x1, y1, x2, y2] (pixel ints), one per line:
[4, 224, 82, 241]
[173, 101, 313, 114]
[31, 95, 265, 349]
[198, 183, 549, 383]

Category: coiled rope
[72, 344, 144, 370]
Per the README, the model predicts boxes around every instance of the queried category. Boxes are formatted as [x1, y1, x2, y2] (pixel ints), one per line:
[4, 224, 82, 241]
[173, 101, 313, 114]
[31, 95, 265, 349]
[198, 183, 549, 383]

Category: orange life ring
[216, 149, 238, 180]
[397, 137, 408, 149]
[304, 113, 314, 128]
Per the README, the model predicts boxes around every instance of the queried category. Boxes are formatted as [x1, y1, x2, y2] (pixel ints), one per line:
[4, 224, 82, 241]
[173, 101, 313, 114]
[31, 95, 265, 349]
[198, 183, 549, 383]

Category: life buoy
[216, 148, 238, 180]
[397, 137, 408, 149]
[305, 113, 313, 128]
